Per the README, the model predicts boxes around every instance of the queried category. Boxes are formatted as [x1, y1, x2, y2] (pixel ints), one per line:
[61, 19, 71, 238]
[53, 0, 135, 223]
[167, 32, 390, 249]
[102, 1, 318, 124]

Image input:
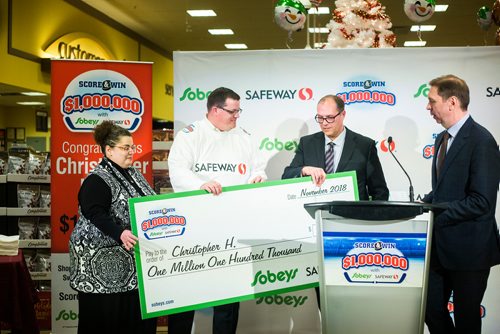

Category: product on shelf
[39, 185, 51, 208]
[18, 217, 39, 239]
[36, 250, 51, 272]
[8, 147, 30, 174]
[42, 152, 51, 175]
[28, 151, 48, 175]
[23, 249, 38, 271]
[153, 129, 174, 142]
[0, 151, 8, 174]
[153, 169, 172, 194]
[152, 149, 169, 161]
[17, 184, 41, 207]
[37, 217, 51, 239]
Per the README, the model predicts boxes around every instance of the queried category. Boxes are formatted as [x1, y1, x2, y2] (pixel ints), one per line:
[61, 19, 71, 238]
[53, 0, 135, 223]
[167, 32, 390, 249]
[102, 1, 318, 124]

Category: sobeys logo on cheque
[251, 268, 299, 287]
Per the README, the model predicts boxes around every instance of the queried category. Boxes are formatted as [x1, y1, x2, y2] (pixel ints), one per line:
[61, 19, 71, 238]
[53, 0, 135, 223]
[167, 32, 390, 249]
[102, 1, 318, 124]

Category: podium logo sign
[323, 232, 426, 287]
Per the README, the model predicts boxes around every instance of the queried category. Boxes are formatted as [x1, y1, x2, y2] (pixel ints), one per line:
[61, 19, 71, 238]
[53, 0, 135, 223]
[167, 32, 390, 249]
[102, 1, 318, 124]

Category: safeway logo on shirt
[194, 162, 247, 175]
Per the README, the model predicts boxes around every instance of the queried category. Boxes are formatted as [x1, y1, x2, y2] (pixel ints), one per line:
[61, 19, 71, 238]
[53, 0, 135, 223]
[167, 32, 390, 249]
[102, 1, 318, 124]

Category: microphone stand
[387, 137, 414, 202]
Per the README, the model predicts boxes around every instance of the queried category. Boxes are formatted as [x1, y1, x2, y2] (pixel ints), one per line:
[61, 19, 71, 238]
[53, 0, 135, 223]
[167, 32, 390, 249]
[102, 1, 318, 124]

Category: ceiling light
[404, 41, 427, 47]
[187, 10, 216, 17]
[16, 101, 46, 106]
[208, 29, 234, 35]
[309, 28, 329, 33]
[434, 5, 448, 12]
[21, 91, 48, 96]
[410, 25, 436, 32]
[225, 44, 248, 49]
[308, 7, 330, 14]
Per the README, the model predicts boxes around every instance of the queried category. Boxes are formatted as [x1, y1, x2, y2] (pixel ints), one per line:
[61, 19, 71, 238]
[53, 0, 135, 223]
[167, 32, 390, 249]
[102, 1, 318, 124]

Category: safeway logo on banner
[61, 70, 144, 132]
[245, 87, 313, 100]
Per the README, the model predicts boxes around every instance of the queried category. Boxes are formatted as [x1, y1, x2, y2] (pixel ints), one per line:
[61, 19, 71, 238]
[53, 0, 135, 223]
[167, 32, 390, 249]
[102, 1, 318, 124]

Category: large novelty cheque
[129, 172, 358, 318]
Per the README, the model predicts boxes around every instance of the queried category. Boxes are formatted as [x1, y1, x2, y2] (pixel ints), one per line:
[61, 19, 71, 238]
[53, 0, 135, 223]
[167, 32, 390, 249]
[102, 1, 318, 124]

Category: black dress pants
[77, 290, 157, 334]
[425, 262, 490, 334]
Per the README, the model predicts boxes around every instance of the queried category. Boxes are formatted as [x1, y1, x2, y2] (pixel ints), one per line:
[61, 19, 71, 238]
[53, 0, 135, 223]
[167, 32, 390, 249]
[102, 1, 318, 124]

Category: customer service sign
[129, 173, 358, 318]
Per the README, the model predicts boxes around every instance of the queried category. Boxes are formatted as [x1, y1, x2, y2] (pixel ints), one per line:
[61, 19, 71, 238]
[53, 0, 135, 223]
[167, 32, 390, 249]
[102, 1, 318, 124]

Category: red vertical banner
[50, 60, 153, 253]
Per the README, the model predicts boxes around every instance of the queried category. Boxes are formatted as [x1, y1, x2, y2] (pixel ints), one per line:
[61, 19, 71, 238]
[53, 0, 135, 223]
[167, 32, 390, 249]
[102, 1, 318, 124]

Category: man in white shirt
[168, 87, 267, 334]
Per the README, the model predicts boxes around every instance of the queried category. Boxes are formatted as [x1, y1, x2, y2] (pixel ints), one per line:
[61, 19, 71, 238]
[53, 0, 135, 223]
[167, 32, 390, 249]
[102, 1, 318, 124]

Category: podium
[304, 201, 443, 334]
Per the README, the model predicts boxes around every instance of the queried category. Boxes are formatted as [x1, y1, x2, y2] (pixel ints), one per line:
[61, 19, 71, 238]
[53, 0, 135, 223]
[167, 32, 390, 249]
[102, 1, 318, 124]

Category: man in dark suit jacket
[282, 94, 389, 201]
[422, 75, 500, 334]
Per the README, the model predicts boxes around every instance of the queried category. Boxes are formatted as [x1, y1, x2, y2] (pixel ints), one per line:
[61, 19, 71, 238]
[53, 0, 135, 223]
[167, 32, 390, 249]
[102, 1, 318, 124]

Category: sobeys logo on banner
[256, 294, 308, 307]
[259, 137, 298, 152]
[414, 83, 430, 98]
[55, 309, 79, 321]
[61, 70, 144, 132]
[179, 87, 212, 101]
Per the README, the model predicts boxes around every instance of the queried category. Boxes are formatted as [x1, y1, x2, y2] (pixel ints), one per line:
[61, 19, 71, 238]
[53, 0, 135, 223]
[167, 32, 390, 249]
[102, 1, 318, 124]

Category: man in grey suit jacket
[282, 94, 389, 201]
[422, 75, 500, 334]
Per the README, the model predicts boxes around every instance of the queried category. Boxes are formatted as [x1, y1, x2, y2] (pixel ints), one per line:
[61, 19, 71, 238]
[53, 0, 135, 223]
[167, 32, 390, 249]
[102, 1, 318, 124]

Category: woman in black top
[69, 121, 156, 333]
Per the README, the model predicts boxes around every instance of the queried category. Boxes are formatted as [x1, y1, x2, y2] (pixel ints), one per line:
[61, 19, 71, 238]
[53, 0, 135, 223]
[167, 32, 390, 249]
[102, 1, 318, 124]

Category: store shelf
[30, 272, 51, 280]
[0, 175, 6, 183]
[0, 207, 6, 215]
[19, 239, 51, 248]
[153, 161, 169, 170]
[7, 174, 50, 184]
[7, 208, 51, 216]
[153, 141, 172, 150]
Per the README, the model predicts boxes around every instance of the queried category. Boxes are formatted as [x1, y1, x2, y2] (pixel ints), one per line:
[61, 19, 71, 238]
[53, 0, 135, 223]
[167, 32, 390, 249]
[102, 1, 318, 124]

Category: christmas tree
[325, 0, 396, 48]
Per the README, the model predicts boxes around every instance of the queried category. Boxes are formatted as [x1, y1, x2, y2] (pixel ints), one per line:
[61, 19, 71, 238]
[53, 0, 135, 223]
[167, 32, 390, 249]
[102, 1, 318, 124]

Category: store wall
[0, 0, 173, 121]
[141, 45, 174, 121]
[0, 105, 51, 151]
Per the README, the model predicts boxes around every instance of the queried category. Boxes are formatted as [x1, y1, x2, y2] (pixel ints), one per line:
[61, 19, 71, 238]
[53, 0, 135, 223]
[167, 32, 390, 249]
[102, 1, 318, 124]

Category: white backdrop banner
[173, 47, 500, 333]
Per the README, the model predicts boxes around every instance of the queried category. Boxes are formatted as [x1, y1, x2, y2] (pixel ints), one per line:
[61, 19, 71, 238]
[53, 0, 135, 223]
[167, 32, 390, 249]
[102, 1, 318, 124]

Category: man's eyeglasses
[315, 112, 343, 124]
[114, 145, 137, 153]
[218, 106, 243, 115]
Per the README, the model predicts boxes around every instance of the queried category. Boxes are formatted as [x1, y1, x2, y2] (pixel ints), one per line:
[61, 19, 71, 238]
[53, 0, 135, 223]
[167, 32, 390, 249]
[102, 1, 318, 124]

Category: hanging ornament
[477, 6, 493, 31]
[404, 0, 436, 22]
[274, 0, 308, 32]
[310, 0, 324, 7]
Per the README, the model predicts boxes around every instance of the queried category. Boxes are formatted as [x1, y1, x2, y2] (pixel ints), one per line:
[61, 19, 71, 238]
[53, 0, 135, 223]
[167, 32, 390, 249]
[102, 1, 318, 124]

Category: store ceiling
[79, 0, 496, 52]
[1, 0, 497, 108]
[0, 83, 49, 109]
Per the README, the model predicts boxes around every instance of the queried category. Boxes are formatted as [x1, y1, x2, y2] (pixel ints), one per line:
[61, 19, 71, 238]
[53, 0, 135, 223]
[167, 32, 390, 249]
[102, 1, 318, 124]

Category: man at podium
[282, 94, 389, 201]
[422, 74, 500, 334]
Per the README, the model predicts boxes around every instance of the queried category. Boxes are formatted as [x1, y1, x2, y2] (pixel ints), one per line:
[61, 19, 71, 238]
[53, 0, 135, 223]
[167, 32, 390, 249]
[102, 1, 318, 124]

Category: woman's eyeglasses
[114, 145, 137, 153]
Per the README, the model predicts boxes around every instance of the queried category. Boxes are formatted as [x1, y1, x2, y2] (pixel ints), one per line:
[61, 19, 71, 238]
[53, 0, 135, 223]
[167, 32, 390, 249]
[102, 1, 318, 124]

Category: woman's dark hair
[93, 120, 131, 153]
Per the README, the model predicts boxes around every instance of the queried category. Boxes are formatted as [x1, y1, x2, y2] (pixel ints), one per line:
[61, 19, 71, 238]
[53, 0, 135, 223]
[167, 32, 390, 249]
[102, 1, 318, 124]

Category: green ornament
[478, 6, 491, 20]
[477, 6, 493, 31]
[276, 0, 307, 14]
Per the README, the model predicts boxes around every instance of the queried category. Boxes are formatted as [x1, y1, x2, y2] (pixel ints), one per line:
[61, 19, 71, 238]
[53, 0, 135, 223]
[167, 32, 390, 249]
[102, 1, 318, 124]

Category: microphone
[387, 136, 414, 202]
